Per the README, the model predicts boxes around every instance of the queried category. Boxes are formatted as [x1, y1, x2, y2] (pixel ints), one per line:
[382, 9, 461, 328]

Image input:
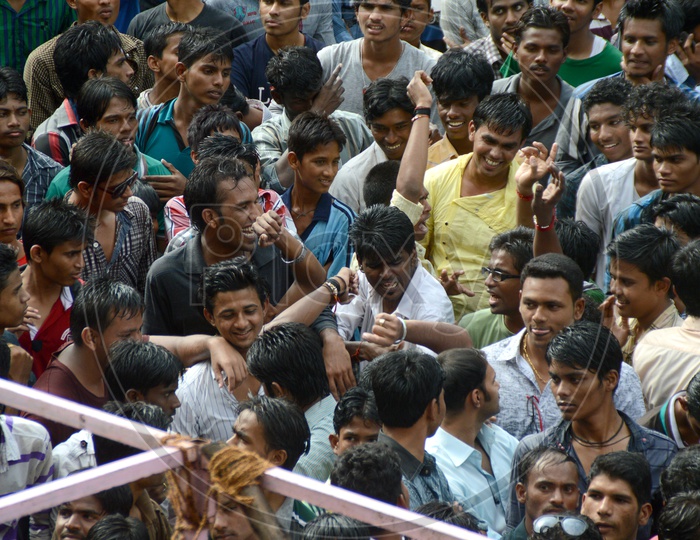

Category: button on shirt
[426, 425, 517, 537]
[378, 432, 453, 510]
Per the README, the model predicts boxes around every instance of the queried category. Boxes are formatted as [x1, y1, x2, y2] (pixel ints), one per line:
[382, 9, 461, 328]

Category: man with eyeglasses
[482, 253, 646, 440]
[66, 131, 156, 295]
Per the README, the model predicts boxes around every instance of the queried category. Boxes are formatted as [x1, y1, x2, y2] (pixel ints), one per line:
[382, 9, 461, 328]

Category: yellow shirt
[427, 136, 459, 170]
[421, 153, 519, 319]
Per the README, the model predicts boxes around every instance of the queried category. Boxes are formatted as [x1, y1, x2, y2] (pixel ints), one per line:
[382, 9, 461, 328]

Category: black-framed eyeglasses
[97, 171, 138, 198]
[533, 515, 589, 536]
[481, 266, 520, 283]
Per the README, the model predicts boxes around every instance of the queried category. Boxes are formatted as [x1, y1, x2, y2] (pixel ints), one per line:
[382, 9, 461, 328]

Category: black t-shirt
[127, 3, 247, 49]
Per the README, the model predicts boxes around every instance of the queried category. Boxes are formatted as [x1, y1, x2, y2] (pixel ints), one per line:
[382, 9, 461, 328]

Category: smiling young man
[491, 6, 572, 150]
[505, 321, 677, 537]
[483, 254, 646, 441]
[581, 453, 653, 540]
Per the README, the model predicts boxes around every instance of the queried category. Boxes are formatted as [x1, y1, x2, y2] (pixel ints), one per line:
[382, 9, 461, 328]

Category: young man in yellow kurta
[422, 93, 542, 319]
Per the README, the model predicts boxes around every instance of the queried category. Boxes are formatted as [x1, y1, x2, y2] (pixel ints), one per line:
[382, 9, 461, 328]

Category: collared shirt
[329, 142, 387, 213]
[336, 264, 455, 350]
[612, 189, 666, 239]
[0, 0, 73, 72]
[0, 415, 54, 539]
[52, 429, 95, 479]
[465, 35, 504, 80]
[491, 74, 574, 150]
[427, 136, 459, 170]
[171, 362, 263, 442]
[31, 98, 81, 166]
[482, 329, 647, 440]
[622, 302, 683, 364]
[294, 394, 337, 482]
[378, 432, 453, 510]
[281, 190, 355, 276]
[439, 0, 487, 45]
[254, 108, 373, 193]
[426, 425, 517, 536]
[421, 153, 520, 319]
[22, 144, 63, 209]
[24, 28, 151, 130]
[82, 197, 157, 295]
[633, 316, 700, 410]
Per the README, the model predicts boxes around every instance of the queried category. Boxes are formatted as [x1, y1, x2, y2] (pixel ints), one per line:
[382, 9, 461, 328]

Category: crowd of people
[2, 0, 700, 537]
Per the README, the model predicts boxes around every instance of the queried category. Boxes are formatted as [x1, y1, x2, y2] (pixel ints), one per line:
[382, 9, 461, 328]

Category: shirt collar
[280, 190, 333, 224]
[378, 432, 435, 481]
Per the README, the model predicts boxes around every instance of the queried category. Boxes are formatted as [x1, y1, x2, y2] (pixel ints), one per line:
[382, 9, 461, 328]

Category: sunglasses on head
[533, 515, 589, 537]
[99, 171, 138, 198]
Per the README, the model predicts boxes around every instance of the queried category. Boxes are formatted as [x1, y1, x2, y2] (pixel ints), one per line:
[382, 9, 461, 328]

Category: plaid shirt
[24, 26, 153, 130]
[22, 144, 63, 209]
[31, 98, 81, 167]
[82, 197, 156, 295]
[465, 35, 504, 80]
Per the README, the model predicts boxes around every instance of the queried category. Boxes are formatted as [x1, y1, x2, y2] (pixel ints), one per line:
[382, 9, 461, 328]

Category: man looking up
[504, 447, 580, 540]
[483, 254, 646, 440]
[491, 6, 572, 150]
[231, 0, 324, 105]
[506, 321, 677, 536]
[253, 46, 372, 194]
[581, 453, 653, 540]
[426, 348, 518, 537]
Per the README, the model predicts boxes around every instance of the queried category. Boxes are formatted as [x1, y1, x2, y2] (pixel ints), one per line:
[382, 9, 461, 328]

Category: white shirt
[329, 142, 387, 214]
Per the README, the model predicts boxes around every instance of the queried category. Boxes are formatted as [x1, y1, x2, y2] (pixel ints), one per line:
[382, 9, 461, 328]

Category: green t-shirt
[459, 308, 515, 349]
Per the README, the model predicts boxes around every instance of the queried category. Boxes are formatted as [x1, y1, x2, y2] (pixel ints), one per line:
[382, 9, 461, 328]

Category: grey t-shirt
[317, 38, 439, 122]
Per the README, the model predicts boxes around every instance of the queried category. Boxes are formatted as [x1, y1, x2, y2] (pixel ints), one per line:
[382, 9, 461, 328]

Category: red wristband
[516, 189, 534, 201]
[534, 212, 557, 231]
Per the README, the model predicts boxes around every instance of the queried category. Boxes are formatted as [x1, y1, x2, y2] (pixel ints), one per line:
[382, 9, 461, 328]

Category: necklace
[522, 335, 548, 384]
[291, 207, 314, 218]
[571, 418, 626, 448]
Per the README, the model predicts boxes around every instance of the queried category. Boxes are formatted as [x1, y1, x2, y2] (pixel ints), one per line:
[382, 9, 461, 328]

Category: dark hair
[0, 67, 28, 103]
[531, 513, 602, 540]
[618, 0, 684, 41]
[333, 386, 381, 434]
[471, 93, 533, 141]
[77, 77, 137, 129]
[607, 223, 679, 286]
[363, 77, 414, 122]
[679, 0, 700, 33]
[330, 442, 403, 504]
[623, 82, 689, 125]
[517, 446, 578, 486]
[266, 46, 323, 97]
[555, 219, 599, 279]
[686, 372, 700, 422]
[200, 257, 268, 314]
[197, 134, 259, 172]
[476, 0, 534, 14]
[220, 85, 250, 115]
[437, 348, 488, 414]
[91, 484, 133, 517]
[177, 27, 233, 68]
[142, 22, 193, 58]
[352, 0, 411, 11]
[302, 514, 371, 540]
[583, 77, 633, 114]
[363, 161, 400, 207]
[514, 6, 570, 48]
[415, 501, 482, 533]
[104, 340, 184, 402]
[589, 451, 652, 507]
[69, 131, 137, 189]
[650, 110, 700, 158]
[288, 111, 347, 161]
[521, 253, 584, 302]
[489, 226, 534, 273]
[93, 401, 170, 465]
[0, 243, 18, 293]
[130, 181, 159, 217]
[187, 104, 242, 155]
[53, 21, 122, 100]
[22, 199, 94, 258]
[660, 446, 700, 501]
[0, 340, 10, 380]
[0, 156, 25, 202]
[86, 515, 149, 540]
[369, 349, 445, 428]
[431, 48, 494, 103]
[658, 491, 700, 540]
[246, 323, 330, 408]
[653, 193, 700, 241]
[671, 240, 700, 316]
[581, 295, 602, 324]
[69, 277, 143, 347]
[184, 157, 251, 232]
[350, 205, 415, 263]
[239, 396, 310, 470]
[546, 321, 623, 391]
